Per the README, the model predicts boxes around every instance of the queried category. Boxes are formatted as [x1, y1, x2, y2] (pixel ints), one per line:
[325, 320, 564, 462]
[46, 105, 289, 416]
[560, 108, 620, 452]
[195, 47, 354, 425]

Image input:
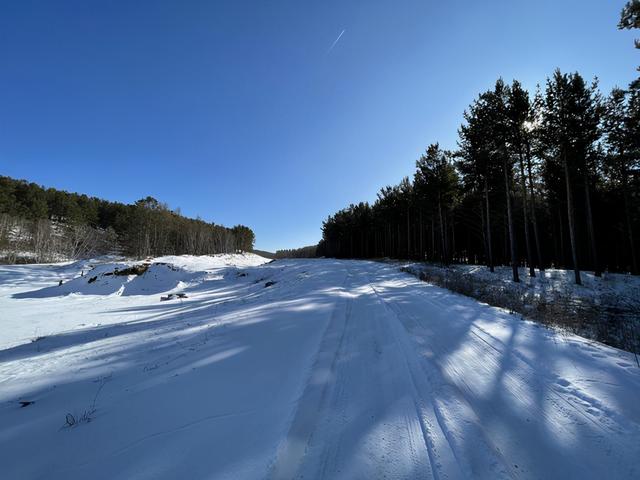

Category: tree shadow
[1, 260, 353, 479]
[369, 261, 640, 478]
[2, 259, 639, 479]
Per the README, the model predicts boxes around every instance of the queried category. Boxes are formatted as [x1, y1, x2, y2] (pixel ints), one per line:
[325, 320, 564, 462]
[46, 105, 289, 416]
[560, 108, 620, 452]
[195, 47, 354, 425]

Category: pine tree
[619, 1, 640, 87]
[458, 93, 502, 272]
[603, 86, 640, 273]
[540, 70, 602, 283]
[541, 71, 581, 284]
[415, 144, 459, 265]
[485, 79, 520, 282]
[527, 87, 546, 270]
[507, 80, 536, 277]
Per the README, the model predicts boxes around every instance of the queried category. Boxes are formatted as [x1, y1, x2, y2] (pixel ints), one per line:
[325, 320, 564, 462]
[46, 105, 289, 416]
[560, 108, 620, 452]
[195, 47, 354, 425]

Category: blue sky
[0, 0, 637, 252]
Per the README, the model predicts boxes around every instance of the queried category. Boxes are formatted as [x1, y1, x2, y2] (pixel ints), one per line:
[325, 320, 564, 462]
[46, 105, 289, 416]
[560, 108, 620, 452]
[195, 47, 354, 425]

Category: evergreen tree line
[318, 2, 640, 284]
[0, 176, 255, 262]
[275, 245, 318, 259]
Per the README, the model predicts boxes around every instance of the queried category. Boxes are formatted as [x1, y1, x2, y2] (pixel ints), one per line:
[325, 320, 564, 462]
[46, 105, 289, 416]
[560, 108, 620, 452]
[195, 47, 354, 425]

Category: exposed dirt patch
[113, 264, 150, 276]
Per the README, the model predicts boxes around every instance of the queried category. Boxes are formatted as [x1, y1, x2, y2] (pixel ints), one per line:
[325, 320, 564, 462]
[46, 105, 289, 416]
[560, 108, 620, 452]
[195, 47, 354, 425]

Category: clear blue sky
[0, 1, 637, 251]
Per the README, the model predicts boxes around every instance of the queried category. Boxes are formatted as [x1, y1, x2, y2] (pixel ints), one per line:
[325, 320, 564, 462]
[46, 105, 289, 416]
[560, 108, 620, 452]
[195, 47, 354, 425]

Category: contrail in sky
[327, 29, 346, 54]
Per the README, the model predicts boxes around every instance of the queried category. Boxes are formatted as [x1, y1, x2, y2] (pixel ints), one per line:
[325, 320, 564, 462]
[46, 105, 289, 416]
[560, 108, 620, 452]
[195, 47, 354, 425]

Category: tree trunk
[406, 207, 410, 258]
[443, 206, 450, 265]
[563, 151, 581, 285]
[450, 211, 456, 263]
[503, 155, 520, 282]
[484, 178, 495, 272]
[558, 209, 565, 267]
[583, 173, 600, 277]
[419, 210, 424, 260]
[526, 142, 544, 270]
[518, 150, 535, 277]
[431, 217, 435, 261]
[622, 173, 638, 274]
[374, 228, 377, 257]
[480, 199, 489, 267]
[438, 197, 447, 265]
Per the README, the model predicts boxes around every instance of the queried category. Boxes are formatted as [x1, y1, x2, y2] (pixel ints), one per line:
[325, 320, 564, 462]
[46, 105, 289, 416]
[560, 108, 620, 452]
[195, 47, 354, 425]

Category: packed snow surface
[1, 255, 639, 479]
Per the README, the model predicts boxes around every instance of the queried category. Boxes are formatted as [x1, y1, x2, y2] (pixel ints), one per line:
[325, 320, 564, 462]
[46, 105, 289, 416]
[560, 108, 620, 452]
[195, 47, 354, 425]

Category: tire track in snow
[370, 280, 563, 475]
[369, 265, 640, 478]
[367, 283, 450, 480]
[270, 263, 437, 479]
[308, 267, 434, 480]
[394, 269, 640, 439]
[383, 269, 640, 437]
[268, 266, 353, 479]
[366, 276, 514, 480]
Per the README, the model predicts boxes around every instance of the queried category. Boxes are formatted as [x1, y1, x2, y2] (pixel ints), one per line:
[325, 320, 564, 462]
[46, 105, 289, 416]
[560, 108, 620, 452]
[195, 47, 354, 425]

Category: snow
[403, 262, 640, 309]
[1, 257, 639, 479]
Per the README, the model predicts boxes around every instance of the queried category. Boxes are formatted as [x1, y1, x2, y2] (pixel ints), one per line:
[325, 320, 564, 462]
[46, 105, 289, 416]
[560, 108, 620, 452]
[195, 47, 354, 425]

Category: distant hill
[252, 249, 276, 259]
[0, 175, 255, 263]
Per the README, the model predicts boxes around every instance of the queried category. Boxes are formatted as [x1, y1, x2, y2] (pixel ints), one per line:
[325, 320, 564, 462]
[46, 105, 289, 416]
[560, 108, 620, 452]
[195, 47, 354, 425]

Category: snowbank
[402, 262, 640, 352]
[10, 253, 270, 299]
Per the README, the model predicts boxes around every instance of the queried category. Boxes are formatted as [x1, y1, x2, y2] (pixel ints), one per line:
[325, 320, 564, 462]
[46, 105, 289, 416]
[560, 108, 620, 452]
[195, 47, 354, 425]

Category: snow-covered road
[1, 257, 639, 479]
